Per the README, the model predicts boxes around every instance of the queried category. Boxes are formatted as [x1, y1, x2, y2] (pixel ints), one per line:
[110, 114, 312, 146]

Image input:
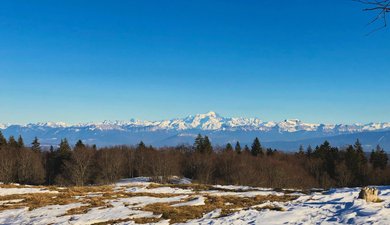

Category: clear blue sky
[1, 0, 389, 124]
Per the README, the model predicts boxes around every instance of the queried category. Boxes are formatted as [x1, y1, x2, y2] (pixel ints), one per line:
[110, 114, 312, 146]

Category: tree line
[0, 131, 388, 188]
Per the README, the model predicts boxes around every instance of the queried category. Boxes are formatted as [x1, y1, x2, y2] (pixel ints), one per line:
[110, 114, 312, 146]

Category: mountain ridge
[1, 112, 389, 151]
[2, 111, 390, 133]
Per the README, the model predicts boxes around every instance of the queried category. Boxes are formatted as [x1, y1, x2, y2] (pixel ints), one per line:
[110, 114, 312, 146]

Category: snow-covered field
[0, 178, 389, 224]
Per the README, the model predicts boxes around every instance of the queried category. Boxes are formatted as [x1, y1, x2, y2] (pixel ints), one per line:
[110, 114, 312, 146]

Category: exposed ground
[0, 178, 389, 224]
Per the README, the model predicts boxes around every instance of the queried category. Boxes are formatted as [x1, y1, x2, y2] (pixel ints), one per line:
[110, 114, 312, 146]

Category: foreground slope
[0, 178, 389, 224]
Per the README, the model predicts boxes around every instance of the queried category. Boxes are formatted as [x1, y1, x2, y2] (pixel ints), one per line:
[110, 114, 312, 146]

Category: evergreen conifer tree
[194, 134, 204, 153]
[137, 141, 146, 149]
[51, 139, 72, 183]
[59, 138, 71, 152]
[17, 135, 24, 148]
[345, 145, 357, 170]
[306, 145, 313, 157]
[298, 145, 305, 155]
[314, 141, 339, 179]
[31, 137, 41, 152]
[75, 140, 86, 150]
[235, 141, 242, 154]
[251, 137, 263, 156]
[347, 139, 368, 185]
[57, 138, 72, 161]
[226, 143, 233, 152]
[203, 136, 213, 154]
[8, 136, 18, 148]
[354, 139, 367, 164]
[0, 131, 6, 147]
[370, 145, 388, 170]
[266, 148, 274, 156]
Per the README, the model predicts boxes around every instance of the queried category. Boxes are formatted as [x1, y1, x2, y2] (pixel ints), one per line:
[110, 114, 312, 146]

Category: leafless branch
[354, 0, 389, 34]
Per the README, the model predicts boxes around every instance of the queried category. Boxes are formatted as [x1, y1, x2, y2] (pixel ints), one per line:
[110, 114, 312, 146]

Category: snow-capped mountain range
[3, 111, 389, 133]
[1, 112, 390, 151]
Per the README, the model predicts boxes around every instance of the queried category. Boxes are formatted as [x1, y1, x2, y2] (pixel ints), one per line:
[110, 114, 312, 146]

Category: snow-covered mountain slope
[0, 123, 8, 130]
[1, 112, 389, 150]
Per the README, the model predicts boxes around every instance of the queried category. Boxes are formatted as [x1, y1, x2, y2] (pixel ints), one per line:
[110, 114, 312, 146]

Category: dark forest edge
[0, 131, 388, 189]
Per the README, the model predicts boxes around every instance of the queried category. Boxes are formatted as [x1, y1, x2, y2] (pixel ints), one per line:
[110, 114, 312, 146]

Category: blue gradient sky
[1, 0, 389, 124]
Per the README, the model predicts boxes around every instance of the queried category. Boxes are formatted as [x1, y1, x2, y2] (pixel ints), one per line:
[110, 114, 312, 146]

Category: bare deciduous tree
[65, 147, 95, 186]
[0, 148, 17, 183]
[96, 149, 124, 184]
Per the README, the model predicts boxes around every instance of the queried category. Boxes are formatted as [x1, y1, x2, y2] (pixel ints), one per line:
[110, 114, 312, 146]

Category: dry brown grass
[90, 217, 161, 225]
[133, 217, 162, 224]
[147, 183, 261, 193]
[94, 190, 181, 201]
[253, 205, 286, 211]
[0, 184, 32, 189]
[147, 183, 212, 192]
[64, 198, 113, 216]
[144, 203, 207, 223]
[273, 188, 312, 195]
[60, 185, 113, 194]
[0, 185, 115, 212]
[0, 184, 62, 192]
[91, 218, 134, 225]
[63, 188, 181, 216]
[0, 193, 79, 211]
[143, 194, 297, 224]
[1, 183, 300, 224]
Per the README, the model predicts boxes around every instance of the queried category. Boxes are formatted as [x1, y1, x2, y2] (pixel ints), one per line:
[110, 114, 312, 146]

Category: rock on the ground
[358, 187, 380, 202]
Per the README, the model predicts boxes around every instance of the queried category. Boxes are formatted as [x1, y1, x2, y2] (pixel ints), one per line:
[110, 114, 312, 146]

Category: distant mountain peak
[32, 122, 69, 128]
[203, 111, 218, 117]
